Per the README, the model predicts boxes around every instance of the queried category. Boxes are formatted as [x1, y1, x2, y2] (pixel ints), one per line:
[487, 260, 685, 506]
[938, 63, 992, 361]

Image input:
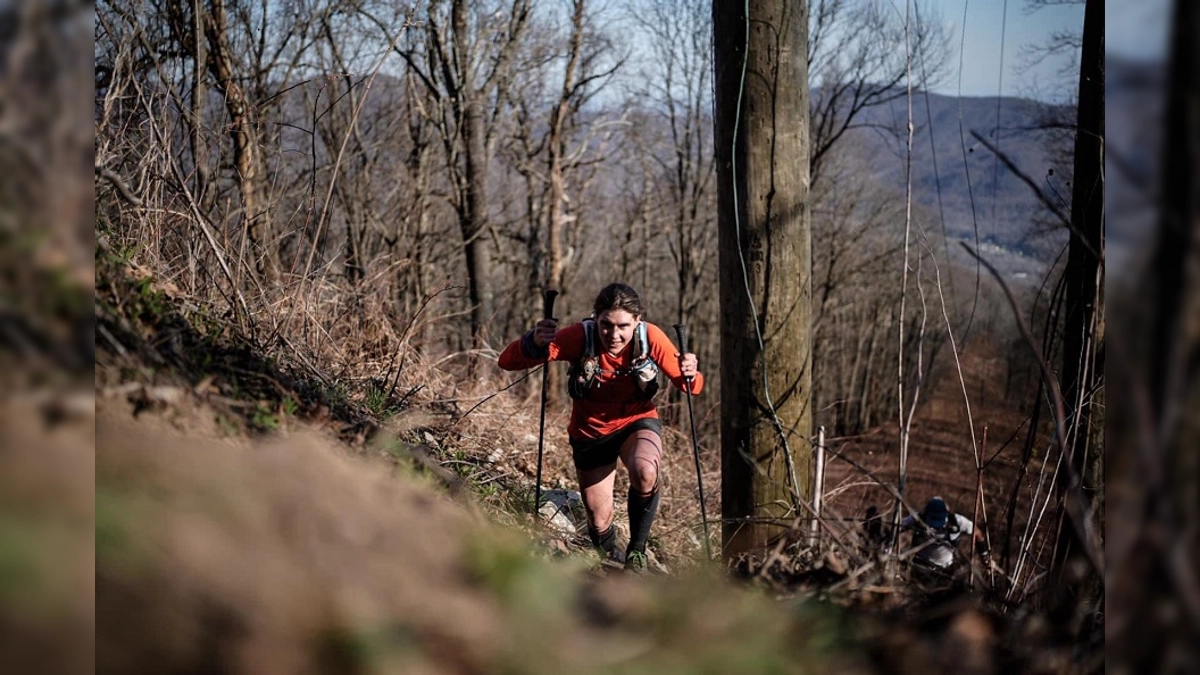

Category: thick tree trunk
[713, 0, 813, 556]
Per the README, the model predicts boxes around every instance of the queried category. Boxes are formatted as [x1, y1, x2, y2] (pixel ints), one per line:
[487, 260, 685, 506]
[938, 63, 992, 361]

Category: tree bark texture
[713, 0, 813, 557]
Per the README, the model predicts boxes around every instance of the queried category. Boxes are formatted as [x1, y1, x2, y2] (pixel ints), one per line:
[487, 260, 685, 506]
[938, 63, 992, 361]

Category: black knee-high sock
[626, 488, 661, 555]
[588, 523, 618, 555]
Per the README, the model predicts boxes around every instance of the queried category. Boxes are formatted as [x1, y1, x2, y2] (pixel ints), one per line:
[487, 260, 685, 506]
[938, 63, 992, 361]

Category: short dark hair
[593, 282, 644, 318]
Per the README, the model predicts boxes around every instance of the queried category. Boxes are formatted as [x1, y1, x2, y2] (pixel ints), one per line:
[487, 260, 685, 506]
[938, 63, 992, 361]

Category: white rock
[538, 488, 583, 536]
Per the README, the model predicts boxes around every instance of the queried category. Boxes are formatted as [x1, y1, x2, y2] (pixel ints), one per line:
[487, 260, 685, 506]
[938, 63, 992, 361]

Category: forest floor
[69, 252, 1103, 674]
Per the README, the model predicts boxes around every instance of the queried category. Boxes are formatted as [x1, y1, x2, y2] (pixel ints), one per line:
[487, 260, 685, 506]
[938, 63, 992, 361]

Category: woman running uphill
[498, 283, 704, 572]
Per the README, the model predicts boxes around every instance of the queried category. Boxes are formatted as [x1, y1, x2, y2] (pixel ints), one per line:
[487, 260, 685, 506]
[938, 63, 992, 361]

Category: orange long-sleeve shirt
[497, 321, 705, 442]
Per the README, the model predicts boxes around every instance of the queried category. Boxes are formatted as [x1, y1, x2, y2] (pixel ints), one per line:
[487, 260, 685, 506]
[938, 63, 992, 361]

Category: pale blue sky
[1106, 0, 1171, 60]
[927, 0, 1172, 101]
[616, 1, 1159, 105]
[924, 0, 1085, 101]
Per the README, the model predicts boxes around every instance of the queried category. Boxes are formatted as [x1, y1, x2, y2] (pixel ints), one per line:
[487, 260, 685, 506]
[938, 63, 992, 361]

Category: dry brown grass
[95, 213, 723, 571]
[87, 219, 1107, 674]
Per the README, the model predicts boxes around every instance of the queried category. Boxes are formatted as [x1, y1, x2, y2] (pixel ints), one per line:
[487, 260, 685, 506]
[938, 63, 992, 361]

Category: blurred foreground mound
[0, 396, 95, 675]
[95, 401, 866, 675]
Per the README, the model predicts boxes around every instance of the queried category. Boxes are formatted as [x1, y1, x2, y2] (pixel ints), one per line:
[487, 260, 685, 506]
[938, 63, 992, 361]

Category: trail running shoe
[624, 550, 648, 573]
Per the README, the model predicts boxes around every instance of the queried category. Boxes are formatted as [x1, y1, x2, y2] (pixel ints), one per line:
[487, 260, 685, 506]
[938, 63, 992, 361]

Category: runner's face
[595, 309, 639, 356]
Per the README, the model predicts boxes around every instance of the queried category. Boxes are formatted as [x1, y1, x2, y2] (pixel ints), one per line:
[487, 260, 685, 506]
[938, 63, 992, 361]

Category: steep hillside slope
[96, 395, 873, 675]
[88, 244, 1095, 675]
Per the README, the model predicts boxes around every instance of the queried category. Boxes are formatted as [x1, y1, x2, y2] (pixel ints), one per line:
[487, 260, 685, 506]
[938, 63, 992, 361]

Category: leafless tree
[807, 0, 950, 188]
[1048, 0, 1102, 634]
[1019, 0, 1084, 85]
[809, 144, 947, 436]
[498, 0, 623, 324]
[374, 0, 532, 347]
[97, 0, 325, 289]
[626, 0, 716, 330]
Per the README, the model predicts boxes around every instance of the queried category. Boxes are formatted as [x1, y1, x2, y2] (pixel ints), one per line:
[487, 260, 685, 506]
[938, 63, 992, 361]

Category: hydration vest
[912, 514, 964, 569]
[567, 318, 660, 401]
[916, 513, 961, 545]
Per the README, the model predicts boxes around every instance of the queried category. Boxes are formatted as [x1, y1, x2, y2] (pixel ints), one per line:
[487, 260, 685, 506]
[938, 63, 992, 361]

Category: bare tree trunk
[1050, 0, 1103, 624]
[206, 0, 275, 283]
[403, 92, 435, 349]
[714, 0, 813, 556]
[190, 0, 209, 208]
[450, 0, 495, 344]
[638, 1, 716, 329]
[536, 0, 588, 400]
[403, 0, 528, 347]
[545, 0, 585, 294]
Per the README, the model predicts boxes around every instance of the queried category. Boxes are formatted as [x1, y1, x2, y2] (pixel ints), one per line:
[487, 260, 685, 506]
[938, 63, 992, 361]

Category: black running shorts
[570, 417, 663, 471]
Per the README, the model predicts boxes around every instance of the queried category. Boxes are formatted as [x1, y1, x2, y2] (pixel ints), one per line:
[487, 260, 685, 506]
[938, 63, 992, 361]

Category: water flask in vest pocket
[568, 355, 599, 399]
[633, 358, 660, 397]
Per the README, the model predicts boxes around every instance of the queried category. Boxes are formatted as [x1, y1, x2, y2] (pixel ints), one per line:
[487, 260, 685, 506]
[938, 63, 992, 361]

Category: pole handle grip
[673, 324, 694, 391]
[673, 323, 688, 353]
[542, 289, 559, 319]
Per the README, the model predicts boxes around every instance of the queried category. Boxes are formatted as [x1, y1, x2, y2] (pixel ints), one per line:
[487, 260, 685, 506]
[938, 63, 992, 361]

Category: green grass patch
[0, 518, 42, 604]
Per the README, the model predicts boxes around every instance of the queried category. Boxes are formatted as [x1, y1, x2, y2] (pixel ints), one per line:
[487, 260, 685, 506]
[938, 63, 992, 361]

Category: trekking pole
[534, 289, 559, 519]
[673, 324, 712, 560]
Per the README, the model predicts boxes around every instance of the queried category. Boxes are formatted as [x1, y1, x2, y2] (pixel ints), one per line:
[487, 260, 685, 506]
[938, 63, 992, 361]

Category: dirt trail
[817, 338, 1049, 569]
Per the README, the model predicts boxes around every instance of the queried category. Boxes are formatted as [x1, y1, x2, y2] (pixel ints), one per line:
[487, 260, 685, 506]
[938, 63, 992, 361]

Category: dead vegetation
[93, 301, 875, 673]
[86, 215, 1105, 674]
[24, 0, 1105, 671]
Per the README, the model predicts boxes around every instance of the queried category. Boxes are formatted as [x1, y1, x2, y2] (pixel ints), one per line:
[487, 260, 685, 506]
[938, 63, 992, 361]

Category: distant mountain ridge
[841, 89, 1076, 264]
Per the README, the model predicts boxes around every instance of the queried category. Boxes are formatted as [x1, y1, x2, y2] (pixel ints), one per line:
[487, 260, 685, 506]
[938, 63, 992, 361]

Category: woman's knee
[585, 503, 614, 529]
[580, 485, 615, 527]
[623, 432, 661, 491]
[628, 456, 659, 495]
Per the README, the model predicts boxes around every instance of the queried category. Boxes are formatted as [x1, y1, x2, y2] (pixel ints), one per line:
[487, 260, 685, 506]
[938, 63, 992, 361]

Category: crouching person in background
[900, 496, 990, 584]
